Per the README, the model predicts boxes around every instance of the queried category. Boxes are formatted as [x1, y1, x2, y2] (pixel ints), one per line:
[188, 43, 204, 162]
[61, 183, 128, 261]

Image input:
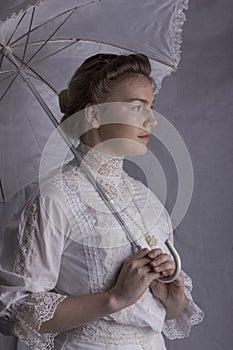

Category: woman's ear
[85, 103, 100, 129]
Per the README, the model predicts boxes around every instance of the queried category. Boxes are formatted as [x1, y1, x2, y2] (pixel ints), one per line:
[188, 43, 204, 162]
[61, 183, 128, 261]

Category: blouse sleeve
[161, 209, 205, 340]
[0, 194, 70, 349]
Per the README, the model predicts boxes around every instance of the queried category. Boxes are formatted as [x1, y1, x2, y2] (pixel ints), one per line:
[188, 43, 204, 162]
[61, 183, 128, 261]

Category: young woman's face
[95, 74, 157, 156]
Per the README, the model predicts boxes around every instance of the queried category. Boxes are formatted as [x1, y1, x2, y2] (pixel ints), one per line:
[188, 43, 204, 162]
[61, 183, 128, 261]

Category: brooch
[145, 234, 158, 249]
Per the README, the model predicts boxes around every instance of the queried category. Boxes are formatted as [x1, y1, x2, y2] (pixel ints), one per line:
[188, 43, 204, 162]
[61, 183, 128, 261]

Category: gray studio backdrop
[157, 1, 233, 349]
[0, 1, 233, 350]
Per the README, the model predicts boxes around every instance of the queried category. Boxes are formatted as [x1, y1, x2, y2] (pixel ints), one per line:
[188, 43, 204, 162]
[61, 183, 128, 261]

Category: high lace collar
[75, 141, 125, 199]
[77, 141, 124, 178]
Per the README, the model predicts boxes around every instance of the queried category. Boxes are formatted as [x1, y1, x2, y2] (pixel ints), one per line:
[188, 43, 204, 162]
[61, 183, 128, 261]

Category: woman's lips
[138, 134, 150, 141]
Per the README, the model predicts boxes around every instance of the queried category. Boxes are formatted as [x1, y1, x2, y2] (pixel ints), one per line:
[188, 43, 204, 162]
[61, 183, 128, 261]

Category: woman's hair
[59, 53, 155, 139]
[59, 53, 154, 138]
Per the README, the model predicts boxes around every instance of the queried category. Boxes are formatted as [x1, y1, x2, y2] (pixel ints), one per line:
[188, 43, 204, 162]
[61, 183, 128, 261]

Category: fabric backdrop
[0, 0, 233, 349]
[157, 1, 233, 349]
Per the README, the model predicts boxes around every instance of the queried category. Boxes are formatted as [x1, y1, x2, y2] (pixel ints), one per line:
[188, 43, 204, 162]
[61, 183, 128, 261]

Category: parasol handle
[135, 239, 181, 283]
[157, 239, 182, 283]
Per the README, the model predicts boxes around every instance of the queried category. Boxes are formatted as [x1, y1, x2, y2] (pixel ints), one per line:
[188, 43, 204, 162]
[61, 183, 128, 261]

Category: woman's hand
[147, 248, 184, 302]
[147, 248, 188, 319]
[109, 248, 161, 310]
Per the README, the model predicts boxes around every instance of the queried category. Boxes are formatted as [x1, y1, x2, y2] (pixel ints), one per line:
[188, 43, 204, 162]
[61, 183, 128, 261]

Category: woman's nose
[144, 109, 158, 127]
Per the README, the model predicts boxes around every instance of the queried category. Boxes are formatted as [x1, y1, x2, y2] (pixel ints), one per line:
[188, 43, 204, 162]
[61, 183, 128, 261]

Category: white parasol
[0, 0, 189, 201]
[0, 0, 189, 281]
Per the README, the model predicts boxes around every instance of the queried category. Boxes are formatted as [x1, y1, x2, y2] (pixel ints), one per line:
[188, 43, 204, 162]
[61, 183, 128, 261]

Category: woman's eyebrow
[125, 98, 155, 105]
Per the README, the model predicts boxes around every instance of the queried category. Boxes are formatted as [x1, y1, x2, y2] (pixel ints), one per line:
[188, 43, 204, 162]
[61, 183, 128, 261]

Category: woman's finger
[149, 253, 172, 267]
[152, 261, 175, 274]
[129, 256, 153, 268]
[147, 248, 163, 259]
[127, 248, 150, 261]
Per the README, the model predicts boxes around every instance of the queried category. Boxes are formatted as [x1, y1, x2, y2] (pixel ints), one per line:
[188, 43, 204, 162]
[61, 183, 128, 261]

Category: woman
[0, 53, 204, 349]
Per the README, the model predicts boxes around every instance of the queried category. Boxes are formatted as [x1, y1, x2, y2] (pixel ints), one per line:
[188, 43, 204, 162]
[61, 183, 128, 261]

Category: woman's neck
[80, 132, 124, 157]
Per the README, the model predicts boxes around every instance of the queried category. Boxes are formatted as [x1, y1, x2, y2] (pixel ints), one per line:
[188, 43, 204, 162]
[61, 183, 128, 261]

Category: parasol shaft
[3, 46, 181, 283]
[3, 45, 141, 251]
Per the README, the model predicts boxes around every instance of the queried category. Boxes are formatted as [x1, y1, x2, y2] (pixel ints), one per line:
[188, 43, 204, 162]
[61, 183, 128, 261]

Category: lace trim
[74, 141, 131, 211]
[77, 139, 123, 161]
[162, 269, 204, 340]
[14, 292, 67, 349]
[14, 197, 39, 275]
[172, 0, 189, 69]
[63, 319, 157, 345]
[76, 141, 124, 187]
[162, 299, 204, 340]
[152, 0, 189, 93]
[183, 272, 193, 298]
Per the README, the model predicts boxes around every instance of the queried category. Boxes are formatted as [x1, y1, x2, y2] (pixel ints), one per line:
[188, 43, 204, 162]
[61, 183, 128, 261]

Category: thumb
[150, 279, 159, 288]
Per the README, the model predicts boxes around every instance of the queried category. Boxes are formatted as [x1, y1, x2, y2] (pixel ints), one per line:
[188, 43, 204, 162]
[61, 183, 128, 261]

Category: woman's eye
[132, 105, 144, 112]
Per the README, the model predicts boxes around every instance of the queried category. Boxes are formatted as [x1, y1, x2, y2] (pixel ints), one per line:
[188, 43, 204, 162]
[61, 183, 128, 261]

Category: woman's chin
[96, 139, 149, 157]
[123, 143, 148, 156]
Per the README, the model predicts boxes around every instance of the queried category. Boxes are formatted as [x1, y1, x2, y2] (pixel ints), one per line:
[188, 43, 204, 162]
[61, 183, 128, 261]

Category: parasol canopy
[0, 0, 189, 202]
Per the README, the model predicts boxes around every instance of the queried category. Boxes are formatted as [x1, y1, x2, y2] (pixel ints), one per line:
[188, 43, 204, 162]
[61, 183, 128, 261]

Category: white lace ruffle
[172, 0, 189, 69]
[162, 299, 204, 340]
[150, 0, 189, 93]
[14, 292, 67, 350]
[162, 271, 204, 340]
[14, 197, 39, 275]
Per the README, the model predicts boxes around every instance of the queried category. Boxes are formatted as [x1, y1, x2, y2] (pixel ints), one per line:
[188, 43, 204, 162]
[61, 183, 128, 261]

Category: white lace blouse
[0, 142, 204, 350]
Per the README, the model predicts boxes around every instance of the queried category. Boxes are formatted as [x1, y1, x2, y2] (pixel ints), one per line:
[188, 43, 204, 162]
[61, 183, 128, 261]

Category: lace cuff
[162, 272, 204, 340]
[162, 298, 204, 340]
[14, 292, 67, 350]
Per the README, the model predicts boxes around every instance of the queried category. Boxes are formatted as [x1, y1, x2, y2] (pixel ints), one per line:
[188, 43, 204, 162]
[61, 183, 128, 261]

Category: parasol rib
[9, 8, 75, 46]
[13, 52, 58, 93]
[6, 11, 27, 46]
[32, 39, 80, 65]
[0, 73, 18, 103]
[0, 53, 4, 70]
[0, 179, 5, 203]
[21, 6, 35, 65]
[26, 8, 77, 65]
[9, 1, 101, 47]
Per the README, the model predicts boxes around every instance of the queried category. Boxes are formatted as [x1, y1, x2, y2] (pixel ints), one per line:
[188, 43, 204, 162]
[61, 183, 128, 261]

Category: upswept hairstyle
[59, 53, 154, 124]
